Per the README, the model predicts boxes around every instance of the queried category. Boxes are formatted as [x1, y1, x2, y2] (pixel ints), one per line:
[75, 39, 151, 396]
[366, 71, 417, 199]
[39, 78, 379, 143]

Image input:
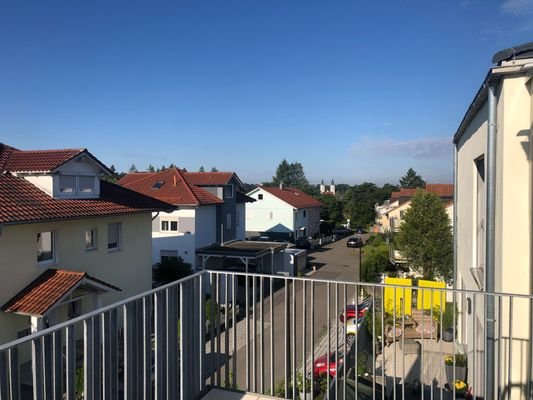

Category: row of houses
[0, 143, 322, 344]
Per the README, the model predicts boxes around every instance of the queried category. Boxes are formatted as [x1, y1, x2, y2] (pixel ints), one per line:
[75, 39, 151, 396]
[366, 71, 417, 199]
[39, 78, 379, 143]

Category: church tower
[330, 179, 336, 195]
[320, 179, 325, 194]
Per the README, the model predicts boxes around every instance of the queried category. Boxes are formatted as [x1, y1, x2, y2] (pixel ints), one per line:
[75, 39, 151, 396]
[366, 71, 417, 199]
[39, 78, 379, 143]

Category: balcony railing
[0, 270, 532, 399]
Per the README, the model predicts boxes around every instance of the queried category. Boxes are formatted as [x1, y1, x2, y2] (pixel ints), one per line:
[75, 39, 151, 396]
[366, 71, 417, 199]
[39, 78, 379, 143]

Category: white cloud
[501, 0, 533, 15]
[351, 136, 452, 160]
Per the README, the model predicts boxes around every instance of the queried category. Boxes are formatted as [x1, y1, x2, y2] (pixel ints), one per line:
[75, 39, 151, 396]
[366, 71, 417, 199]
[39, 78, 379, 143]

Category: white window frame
[37, 231, 56, 266]
[84, 228, 98, 250]
[107, 222, 122, 251]
[161, 221, 169, 231]
[58, 174, 97, 197]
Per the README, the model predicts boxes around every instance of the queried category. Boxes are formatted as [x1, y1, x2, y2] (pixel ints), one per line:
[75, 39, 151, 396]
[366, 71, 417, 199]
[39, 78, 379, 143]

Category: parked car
[294, 237, 312, 249]
[346, 236, 363, 248]
[333, 228, 352, 236]
[339, 298, 372, 323]
[355, 226, 366, 234]
[345, 317, 365, 347]
[313, 351, 344, 378]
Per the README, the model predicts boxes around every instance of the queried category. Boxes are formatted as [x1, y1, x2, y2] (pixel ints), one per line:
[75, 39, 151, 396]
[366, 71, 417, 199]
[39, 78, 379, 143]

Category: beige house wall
[0, 213, 153, 344]
[455, 74, 533, 399]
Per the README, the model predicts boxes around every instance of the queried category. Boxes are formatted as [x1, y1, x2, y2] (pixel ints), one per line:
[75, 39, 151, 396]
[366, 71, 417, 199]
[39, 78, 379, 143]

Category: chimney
[173, 175, 177, 186]
[279, 181, 284, 190]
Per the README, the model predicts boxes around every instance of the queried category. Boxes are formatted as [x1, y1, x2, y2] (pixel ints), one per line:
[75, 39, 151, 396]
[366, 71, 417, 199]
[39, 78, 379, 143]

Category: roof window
[153, 181, 165, 189]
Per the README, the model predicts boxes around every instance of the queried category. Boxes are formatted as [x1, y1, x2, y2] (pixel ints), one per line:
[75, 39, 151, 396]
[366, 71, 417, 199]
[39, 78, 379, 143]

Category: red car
[339, 299, 372, 323]
[313, 351, 344, 378]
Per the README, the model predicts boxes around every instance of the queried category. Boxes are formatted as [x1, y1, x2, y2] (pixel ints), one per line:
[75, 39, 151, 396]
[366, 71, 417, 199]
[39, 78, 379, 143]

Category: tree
[128, 164, 138, 173]
[399, 168, 425, 189]
[271, 159, 309, 190]
[396, 190, 453, 281]
[319, 194, 344, 224]
[147, 164, 155, 172]
[199, 166, 205, 172]
[211, 167, 218, 172]
[153, 257, 193, 285]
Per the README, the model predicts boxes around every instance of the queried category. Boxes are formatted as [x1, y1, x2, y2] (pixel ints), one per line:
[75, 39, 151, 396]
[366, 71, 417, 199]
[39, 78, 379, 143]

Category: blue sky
[1, 1, 532, 185]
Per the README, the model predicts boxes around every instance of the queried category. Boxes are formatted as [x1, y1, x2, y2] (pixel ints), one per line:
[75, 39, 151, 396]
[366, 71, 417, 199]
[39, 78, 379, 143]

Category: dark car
[346, 236, 363, 248]
[294, 237, 311, 249]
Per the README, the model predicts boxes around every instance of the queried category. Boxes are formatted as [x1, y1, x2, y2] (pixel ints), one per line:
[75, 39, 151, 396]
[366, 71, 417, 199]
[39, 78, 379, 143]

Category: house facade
[245, 184, 321, 240]
[0, 144, 173, 344]
[184, 171, 250, 243]
[453, 42, 533, 398]
[119, 168, 223, 268]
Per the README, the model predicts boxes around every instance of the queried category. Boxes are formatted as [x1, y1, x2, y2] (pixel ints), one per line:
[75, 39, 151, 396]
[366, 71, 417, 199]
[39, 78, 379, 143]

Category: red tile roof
[0, 174, 175, 225]
[0, 143, 17, 171]
[259, 186, 321, 208]
[425, 184, 454, 197]
[390, 184, 453, 201]
[118, 168, 223, 206]
[2, 269, 120, 316]
[184, 171, 238, 186]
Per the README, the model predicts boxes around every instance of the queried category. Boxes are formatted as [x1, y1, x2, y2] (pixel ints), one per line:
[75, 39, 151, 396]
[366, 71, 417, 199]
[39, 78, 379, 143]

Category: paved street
[209, 235, 371, 394]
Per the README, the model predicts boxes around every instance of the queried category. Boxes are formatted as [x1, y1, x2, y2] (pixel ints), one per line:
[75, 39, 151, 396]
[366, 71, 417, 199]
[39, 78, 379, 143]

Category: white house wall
[245, 191, 295, 234]
[0, 213, 153, 344]
[151, 206, 217, 267]
[455, 74, 533, 398]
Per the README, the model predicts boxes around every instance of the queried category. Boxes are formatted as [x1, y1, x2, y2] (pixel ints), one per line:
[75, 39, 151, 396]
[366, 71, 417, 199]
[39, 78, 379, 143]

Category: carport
[196, 240, 287, 274]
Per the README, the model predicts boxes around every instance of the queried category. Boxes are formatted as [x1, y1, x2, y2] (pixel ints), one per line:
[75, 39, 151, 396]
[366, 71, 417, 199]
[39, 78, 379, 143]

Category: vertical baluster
[154, 291, 165, 400]
[123, 304, 134, 400]
[302, 280, 307, 400]
[269, 276, 274, 396]
[0, 351, 8, 400]
[43, 334, 53, 400]
[507, 296, 514, 400]
[93, 315, 102, 400]
[327, 282, 330, 400]
[246, 274, 250, 391]
[343, 284, 347, 400]
[216, 274, 221, 388]
[225, 275, 230, 389]
[32, 337, 43, 400]
[84, 318, 95, 400]
[334, 283, 338, 400]
[291, 279, 296, 400]
[284, 279, 289, 398]
[52, 330, 63, 400]
[310, 281, 315, 398]
[232, 275, 237, 390]
[142, 296, 152, 400]
[260, 276, 264, 394]
[252, 275, 256, 392]
[66, 325, 76, 400]
[8, 348, 19, 400]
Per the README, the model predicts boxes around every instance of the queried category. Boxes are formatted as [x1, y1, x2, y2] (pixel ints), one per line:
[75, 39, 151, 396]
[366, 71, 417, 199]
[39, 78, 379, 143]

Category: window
[161, 220, 178, 232]
[258, 194, 263, 200]
[226, 213, 232, 229]
[58, 175, 96, 196]
[37, 231, 55, 264]
[84, 228, 98, 250]
[107, 223, 121, 250]
[303, 210, 307, 218]
[160, 250, 179, 262]
[269, 211, 273, 220]
[152, 181, 165, 189]
[78, 176, 95, 194]
[68, 300, 81, 319]
[225, 184, 234, 198]
[59, 175, 76, 193]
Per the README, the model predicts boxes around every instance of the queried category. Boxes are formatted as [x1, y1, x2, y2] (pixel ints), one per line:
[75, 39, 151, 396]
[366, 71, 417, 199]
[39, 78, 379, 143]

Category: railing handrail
[3, 268, 532, 352]
[207, 269, 533, 299]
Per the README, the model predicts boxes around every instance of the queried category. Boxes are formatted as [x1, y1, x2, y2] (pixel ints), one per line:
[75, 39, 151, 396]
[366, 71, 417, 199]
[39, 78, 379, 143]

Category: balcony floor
[201, 388, 278, 400]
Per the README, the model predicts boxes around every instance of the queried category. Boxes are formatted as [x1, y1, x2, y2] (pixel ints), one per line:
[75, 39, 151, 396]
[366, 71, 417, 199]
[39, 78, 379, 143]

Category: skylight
[153, 181, 165, 189]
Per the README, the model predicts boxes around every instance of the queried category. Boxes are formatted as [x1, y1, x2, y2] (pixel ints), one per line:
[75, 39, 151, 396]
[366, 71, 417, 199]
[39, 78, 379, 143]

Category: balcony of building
[0, 270, 531, 399]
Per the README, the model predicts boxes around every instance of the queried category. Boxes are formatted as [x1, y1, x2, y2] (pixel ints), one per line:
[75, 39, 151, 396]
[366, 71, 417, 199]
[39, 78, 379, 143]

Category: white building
[245, 184, 321, 241]
[0, 143, 173, 344]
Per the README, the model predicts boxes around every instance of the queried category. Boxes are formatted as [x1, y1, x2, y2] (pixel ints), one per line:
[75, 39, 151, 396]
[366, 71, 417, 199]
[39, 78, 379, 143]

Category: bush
[153, 256, 193, 285]
[364, 309, 383, 339]
[369, 234, 385, 246]
[361, 251, 390, 282]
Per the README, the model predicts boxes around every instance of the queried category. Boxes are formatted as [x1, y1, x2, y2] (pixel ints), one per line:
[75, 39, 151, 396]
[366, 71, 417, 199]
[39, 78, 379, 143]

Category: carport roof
[196, 240, 287, 258]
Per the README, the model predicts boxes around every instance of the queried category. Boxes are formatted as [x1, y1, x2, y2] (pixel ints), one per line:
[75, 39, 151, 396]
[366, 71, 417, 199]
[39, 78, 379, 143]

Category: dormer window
[59, 175, 76, 193]
[57, 175, 96, 197]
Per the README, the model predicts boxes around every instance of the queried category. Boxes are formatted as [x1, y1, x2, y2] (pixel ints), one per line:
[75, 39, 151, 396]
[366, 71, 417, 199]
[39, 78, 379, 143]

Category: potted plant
[441, 304, 457, 342]
[452, 379, 468, 397]
[296, 371, 312, 399]
[445, 353, 467, 386]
